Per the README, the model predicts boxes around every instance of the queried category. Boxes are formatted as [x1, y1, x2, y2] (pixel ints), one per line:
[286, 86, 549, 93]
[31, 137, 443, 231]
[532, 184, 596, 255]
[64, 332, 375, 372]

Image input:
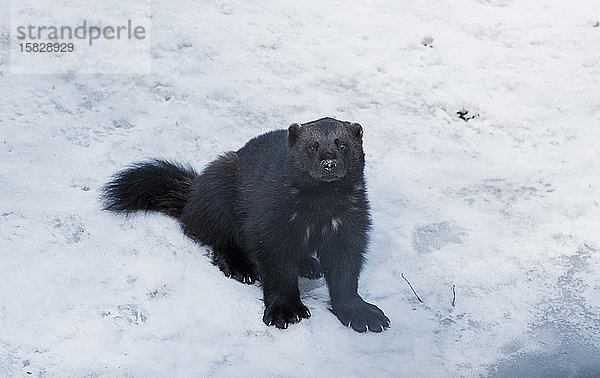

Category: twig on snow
[452, 284, 456, 307]
[401, 273, 423, 303]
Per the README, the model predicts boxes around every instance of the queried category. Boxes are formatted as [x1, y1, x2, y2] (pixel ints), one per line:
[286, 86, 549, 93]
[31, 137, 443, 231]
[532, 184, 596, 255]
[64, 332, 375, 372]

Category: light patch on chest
[331, 217, 342, 231]
[323, 216, 342, 234]
[304, 225, 311, 245]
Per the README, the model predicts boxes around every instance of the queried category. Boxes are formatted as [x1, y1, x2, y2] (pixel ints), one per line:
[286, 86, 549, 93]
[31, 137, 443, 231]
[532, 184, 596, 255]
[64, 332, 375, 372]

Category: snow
[1, 0, 600, 376]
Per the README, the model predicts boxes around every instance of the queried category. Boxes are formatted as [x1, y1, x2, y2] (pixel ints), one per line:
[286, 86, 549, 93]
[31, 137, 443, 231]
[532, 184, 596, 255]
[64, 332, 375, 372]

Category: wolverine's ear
[348, 122, 363, 139]
[288, 123, 302, 146]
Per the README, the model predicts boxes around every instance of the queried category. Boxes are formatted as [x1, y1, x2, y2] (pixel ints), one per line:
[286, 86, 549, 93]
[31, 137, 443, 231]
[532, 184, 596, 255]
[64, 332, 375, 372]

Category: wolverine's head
[287, 117, 365, 183]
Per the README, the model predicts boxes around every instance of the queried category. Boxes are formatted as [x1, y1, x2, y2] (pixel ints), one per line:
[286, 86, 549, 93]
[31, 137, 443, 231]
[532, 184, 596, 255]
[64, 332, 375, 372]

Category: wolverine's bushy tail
[101, 159, 197, 218]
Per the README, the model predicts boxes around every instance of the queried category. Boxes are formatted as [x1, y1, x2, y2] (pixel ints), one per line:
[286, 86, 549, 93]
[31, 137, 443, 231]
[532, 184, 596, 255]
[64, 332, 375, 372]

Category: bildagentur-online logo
[16, 20, 146, 46]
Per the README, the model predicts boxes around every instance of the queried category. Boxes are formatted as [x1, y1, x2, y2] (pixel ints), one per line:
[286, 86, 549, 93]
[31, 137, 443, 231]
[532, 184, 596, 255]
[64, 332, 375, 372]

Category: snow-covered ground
[2, 0, 600, 376]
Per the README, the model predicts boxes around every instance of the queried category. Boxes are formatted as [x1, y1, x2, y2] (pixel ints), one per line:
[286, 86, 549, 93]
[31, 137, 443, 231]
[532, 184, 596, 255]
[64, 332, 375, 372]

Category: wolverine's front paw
[330, 297, 390, 333]
[263, 300, 311, 329]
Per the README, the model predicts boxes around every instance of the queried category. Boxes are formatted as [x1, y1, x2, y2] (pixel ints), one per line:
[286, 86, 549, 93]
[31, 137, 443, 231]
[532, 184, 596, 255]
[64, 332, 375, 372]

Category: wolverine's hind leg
[297, 256, 323, 279]
[180, 152, 257, 284]
[212, 241, 259, 284]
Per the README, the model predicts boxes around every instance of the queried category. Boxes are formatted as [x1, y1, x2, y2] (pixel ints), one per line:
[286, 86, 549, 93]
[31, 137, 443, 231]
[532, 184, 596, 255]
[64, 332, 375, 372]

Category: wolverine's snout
[322, 159, 337, 171]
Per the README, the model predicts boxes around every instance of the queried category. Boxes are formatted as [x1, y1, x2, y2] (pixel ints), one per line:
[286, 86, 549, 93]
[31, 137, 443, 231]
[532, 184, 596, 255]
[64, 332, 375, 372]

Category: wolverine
[102, 117, 390, 332]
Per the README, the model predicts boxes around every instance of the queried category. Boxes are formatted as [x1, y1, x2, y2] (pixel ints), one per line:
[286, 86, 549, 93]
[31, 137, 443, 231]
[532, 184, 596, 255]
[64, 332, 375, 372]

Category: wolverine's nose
[321, 159, 337, 171]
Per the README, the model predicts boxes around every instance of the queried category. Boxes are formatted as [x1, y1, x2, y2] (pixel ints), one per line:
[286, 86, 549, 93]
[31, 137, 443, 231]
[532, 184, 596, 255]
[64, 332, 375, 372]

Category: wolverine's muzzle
[322, 159, 336, 171]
